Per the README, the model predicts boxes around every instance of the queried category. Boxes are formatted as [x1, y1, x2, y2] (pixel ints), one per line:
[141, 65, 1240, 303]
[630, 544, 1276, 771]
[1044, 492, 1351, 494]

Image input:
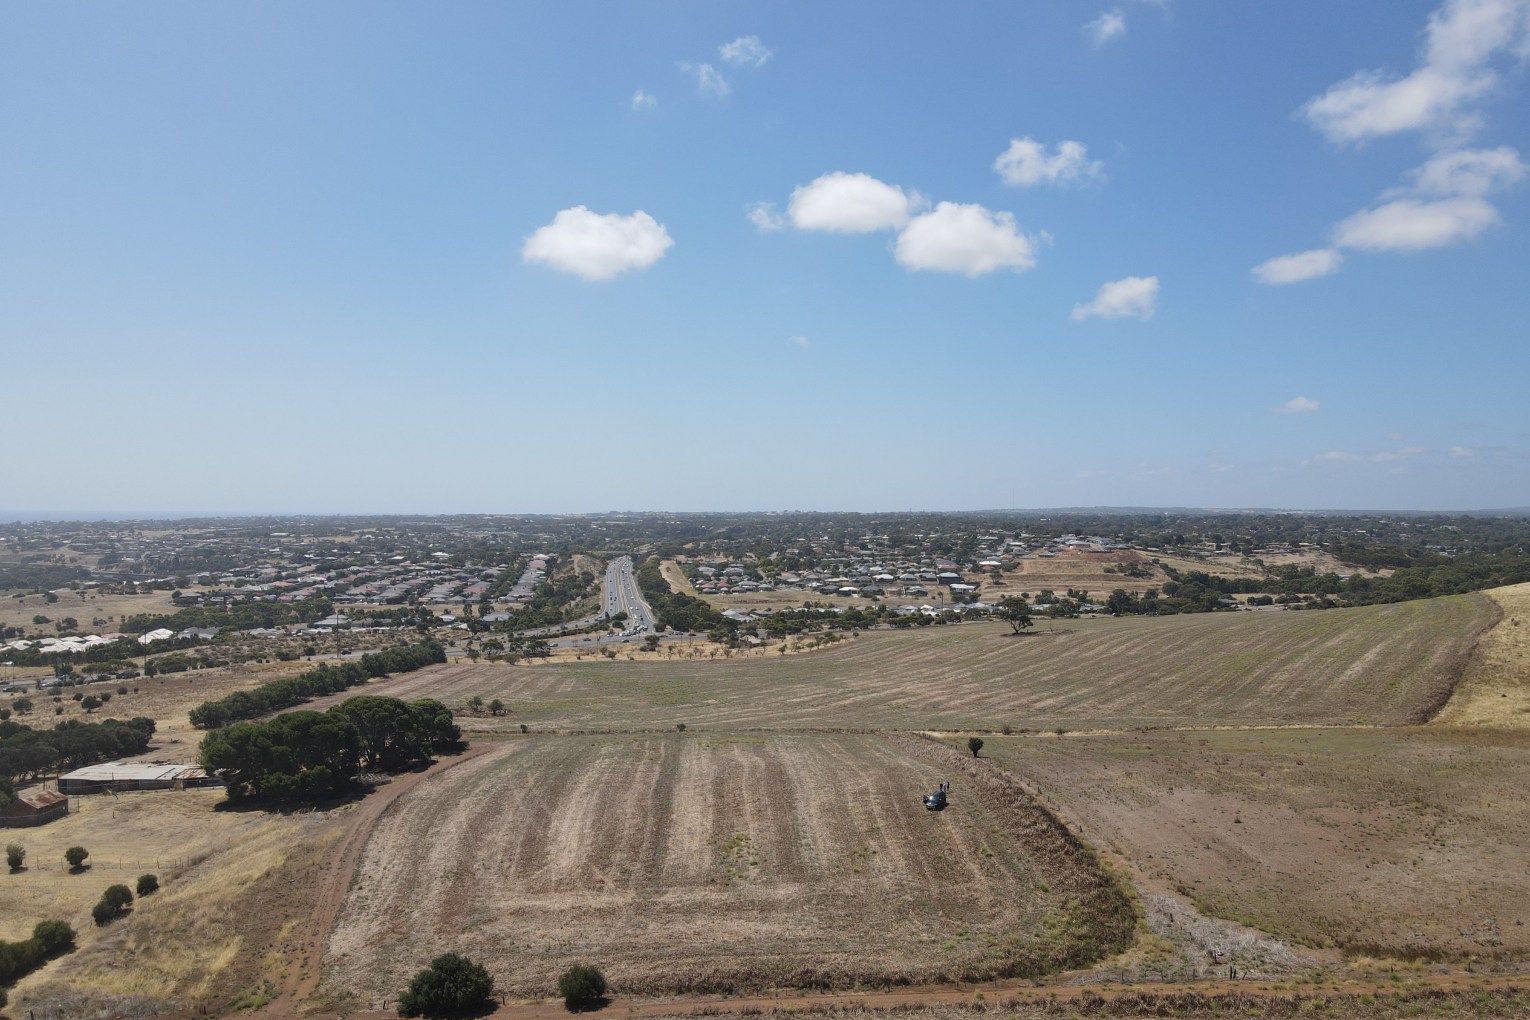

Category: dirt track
[255, 743, 497, 1018]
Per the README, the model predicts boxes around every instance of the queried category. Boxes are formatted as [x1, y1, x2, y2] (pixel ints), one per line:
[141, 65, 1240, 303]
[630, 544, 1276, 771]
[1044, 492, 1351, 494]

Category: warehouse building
[57, 762, 219, 795]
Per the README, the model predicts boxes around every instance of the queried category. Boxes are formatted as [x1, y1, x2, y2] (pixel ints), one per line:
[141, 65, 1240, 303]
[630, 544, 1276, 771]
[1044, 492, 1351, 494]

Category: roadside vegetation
[187, 639, 445, 728]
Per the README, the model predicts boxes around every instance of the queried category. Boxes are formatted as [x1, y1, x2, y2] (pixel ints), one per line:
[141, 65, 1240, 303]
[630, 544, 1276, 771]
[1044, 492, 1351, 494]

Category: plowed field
[302, 595, 1494, 733]
[321, 733, 1131, 1001]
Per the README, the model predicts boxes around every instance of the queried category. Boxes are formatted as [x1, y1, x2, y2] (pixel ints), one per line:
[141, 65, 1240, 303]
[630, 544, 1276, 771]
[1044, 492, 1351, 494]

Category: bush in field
[31, 919, 75, 955]
[136, 873, 159, 896]
[5, 843, 24, 871]
[64, 845, 89, 871]
[398, 951, 494, 1017]
[967, 736, 984, 758]
[92, 884, 133, 925]
[558, 964, 607, 1011]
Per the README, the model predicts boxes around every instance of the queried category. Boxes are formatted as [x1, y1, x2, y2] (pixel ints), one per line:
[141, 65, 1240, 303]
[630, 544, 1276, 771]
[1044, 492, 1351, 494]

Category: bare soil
[319, 733, 1130, 1004]
[976, 726, 1530, 963]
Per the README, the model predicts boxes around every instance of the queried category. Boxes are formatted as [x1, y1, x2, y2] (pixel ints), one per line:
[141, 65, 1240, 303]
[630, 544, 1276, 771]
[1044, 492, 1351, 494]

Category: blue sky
[2, 1, 1527, 515]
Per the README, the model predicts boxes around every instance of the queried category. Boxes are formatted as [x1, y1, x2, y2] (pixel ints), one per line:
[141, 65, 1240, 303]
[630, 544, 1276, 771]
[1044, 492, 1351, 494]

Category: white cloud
[746, 201, 785, 232]
[1397, 145, 1526, 197]
[894, 203, 1039, 276]
[1260, 145, 1524, 273]
[1303, 67, 1493, 144]
[788, 172, 917, 233]
[1302, 0, 1530, 143]
[1451, 445, 1476, 456]
[1387, 432, 1408, 441]
[994, 137, 1104, 187]
[720, 35, 772, 68]
[522, 207, 674, 281]
[679, 61, 729, 97]
[1085, 9, 1127, 45]
[789, 335, 809, 348]
[1332, 196, 1499, 250]
[1370, 446, 1427, 462]
[1272, 396, 1321, 414]
[1071, 275, 1159, 320]
[631, 90, 657, 111]
[1313, 446, 1433, 465]
[1251, 248, 1344, 285]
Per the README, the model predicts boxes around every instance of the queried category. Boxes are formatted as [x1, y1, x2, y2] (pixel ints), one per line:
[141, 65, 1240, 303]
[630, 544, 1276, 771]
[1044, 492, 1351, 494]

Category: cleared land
[303, 596, 1494, 733]
[0, 588, 188, 636]
[321, 733, 1130, 1002]
[977, 726, 1530, 963]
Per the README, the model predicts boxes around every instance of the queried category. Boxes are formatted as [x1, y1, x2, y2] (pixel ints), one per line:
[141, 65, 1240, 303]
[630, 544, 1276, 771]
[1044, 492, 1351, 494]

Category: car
[922, 787, 948, 811]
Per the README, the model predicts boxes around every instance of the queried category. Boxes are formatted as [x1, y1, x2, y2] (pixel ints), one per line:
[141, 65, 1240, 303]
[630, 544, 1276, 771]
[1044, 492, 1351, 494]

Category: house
[1, 790, 69, 828]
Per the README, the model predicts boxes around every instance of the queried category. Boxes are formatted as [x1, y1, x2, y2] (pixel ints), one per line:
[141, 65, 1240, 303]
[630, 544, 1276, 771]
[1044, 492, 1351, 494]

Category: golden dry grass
[0, 788, 278, 943]
[12, 806, 326, 1016]
[978, 726, 1530, 962]
[660, 558, 699, 596]
[0, 588, 195, 635]
[1436, 581, 1530, 729]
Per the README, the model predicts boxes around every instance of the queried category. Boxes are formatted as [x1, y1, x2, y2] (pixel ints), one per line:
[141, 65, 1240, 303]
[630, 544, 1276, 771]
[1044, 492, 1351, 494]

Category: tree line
[0, 717, 156, 794]
[635, 557, 729, 633]
[198, 695, 462, 802]
[187, 640, 445, 729]
[491, 568, 599, 633]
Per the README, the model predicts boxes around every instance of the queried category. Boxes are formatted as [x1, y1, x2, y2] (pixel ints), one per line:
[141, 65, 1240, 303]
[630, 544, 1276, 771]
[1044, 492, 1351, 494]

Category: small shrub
[967, 736, 984, 758]
[64, 845, 89, 870]
[92, 883, 133, 925]
[558, 964, 608, 1011]
[5, 843, 24, 871]
[136, 873, 159, 896]
[398, 951, 494, 1017]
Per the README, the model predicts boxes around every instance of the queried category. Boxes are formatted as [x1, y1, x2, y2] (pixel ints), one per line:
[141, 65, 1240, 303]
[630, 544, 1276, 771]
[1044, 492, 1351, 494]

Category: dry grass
[5, 659, 313, 763]
[1437, 581, 1530, 729]
[2, 786, 315, 1014]
[660, 558, 700, 596]
[618, 986, 1530, 1019]
[0, 587, 194, 635]
[320, 732, 1130, 1002]
[13, 807, 328, 1016]
[301, 596, 1494, 734]
[978, 726, 1530, 963]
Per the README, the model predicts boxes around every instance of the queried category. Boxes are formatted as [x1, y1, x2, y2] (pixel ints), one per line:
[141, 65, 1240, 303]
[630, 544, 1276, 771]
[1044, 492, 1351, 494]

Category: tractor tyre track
[256, 743, 496, 1018]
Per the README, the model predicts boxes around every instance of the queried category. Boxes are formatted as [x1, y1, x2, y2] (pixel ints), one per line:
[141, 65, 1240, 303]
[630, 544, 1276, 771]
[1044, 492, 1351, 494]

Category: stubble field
[302, 595, 1494, 733]
[978, 725, 1530, 962]
[320, 732, 1132, 1002]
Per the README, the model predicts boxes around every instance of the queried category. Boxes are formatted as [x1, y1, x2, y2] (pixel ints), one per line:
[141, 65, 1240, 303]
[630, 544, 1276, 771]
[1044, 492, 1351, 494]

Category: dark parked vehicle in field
[922, 787, 947, 810]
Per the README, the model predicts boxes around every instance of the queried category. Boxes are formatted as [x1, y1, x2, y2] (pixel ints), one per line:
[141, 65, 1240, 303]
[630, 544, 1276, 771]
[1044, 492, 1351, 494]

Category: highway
[603, 555, 655, 634]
